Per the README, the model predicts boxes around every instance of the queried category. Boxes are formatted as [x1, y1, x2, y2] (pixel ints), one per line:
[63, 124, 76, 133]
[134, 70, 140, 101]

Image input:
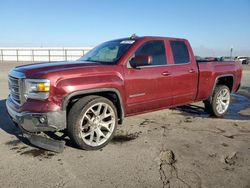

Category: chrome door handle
[189, 69, 195, 73]
[162, 71, 171, 76]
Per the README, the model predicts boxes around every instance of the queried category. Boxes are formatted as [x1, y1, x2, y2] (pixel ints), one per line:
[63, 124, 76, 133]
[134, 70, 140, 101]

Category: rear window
[170, 41, 190, 64]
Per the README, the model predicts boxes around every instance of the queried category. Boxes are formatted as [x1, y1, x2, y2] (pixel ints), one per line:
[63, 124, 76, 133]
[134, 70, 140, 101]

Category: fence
[0, 47, 93, 62]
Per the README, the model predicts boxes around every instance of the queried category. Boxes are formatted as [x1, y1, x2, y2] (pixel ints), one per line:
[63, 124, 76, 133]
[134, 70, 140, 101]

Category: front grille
[8, 75, 22, 105]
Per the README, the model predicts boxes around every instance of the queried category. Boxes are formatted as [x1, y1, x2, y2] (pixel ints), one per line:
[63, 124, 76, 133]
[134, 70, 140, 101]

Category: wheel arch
[213, 74, 234, 93]
[205, 74, 234, 102]
[63, 88, 125, 124]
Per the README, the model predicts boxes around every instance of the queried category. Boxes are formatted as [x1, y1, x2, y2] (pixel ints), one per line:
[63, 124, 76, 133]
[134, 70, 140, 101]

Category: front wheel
[204, 85, 231, 117]
[68, 95, 118, 150]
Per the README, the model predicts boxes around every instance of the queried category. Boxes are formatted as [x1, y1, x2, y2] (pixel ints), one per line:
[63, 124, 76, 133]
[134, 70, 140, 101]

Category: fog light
[39, 117, 46, 124]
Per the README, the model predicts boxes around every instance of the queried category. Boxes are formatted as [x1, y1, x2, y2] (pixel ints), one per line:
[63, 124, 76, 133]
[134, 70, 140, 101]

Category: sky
[0, 0, 250, 56]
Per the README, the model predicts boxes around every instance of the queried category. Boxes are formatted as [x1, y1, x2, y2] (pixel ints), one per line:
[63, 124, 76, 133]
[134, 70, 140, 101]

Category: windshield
[79, 39, 135, 64]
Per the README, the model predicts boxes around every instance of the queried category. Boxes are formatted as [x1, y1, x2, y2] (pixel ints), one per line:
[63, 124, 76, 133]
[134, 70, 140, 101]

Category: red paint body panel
[196, 61, 242, 101]
[11, 36, 242, 118]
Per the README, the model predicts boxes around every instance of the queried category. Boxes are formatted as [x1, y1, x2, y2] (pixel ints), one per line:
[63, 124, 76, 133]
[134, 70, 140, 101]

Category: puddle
[5, 140, 21, 146]
[175, 92, 250, 120]
[8, 142, 56, 159]
[226, 93, 250, 120]
[10, 146, 28, 150]
[10, 146, 19, 150]
[20, 149, 55, 158]
[112, 132, 140, 143]
[139, 119, 156, 126]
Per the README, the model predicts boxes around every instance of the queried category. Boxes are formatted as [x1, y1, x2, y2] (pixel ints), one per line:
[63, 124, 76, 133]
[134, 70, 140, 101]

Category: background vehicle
[6, 36, 242, 152]
[235, 56, 249, 64]
[245, 57, 250, 65]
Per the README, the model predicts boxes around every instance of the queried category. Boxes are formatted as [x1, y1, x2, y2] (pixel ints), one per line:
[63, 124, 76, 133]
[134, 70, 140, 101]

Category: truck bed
[196, 60, 242, 101]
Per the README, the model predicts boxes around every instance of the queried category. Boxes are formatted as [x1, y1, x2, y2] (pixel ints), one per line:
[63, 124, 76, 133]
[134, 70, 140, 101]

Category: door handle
[161, 71, 171, 76]
[188, 69, 195, 73]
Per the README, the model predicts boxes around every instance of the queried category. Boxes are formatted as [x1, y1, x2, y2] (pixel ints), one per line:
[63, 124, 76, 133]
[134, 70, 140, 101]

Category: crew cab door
[169, 40, 198, 105]
[123, 40, 172, 115]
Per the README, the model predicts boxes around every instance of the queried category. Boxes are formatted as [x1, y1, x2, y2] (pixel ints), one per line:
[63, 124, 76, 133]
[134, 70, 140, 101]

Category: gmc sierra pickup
[6, 36, 242, 152]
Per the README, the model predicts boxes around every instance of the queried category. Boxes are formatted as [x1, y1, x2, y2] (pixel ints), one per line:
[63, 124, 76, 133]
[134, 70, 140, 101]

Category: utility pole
[230, 45, 233, 60]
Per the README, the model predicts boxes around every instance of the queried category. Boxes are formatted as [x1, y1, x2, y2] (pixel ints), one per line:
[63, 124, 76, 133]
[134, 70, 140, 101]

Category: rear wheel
[204, 85, 231, 117]
[242, 60, 247, 64]
[68, 95, 118, 150]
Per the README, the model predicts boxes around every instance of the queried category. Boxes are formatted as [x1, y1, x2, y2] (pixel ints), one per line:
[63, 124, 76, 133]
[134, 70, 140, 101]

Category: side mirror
[130, 55, 153, 68]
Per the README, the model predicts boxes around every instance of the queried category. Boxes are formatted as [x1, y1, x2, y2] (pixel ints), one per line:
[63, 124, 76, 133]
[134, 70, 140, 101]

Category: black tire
[204, 85, 231, 117]
[67, 95, 118, 150]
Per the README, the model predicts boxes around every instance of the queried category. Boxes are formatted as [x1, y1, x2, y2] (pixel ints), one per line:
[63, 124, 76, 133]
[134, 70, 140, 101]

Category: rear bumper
[6, 96, 66, 133]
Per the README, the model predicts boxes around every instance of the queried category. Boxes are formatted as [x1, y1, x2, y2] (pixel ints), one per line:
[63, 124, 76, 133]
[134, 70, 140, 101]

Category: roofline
[109, 36, 188, 42]
[138, 36, 187, 41]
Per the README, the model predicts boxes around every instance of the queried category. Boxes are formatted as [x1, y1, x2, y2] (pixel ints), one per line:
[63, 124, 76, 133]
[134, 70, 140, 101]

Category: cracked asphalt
[0, 62, 250, 188]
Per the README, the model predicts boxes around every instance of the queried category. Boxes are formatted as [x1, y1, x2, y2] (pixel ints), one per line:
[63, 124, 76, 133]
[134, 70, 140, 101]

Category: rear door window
[135, 40, 167, 66]
[170, 41, 190, 64]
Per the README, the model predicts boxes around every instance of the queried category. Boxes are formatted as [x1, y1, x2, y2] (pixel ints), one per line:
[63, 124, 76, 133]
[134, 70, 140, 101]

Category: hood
[14, 61, 103, 77]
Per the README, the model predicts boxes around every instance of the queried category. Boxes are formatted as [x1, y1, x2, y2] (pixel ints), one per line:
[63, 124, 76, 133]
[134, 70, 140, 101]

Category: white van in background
[235, 56, 249, 64]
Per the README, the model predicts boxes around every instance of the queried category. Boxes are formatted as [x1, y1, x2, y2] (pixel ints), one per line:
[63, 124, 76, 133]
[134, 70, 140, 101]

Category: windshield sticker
[120, 40, 135, 44]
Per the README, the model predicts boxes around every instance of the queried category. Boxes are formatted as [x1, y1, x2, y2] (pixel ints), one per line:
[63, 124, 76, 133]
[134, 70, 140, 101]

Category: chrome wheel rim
[79, 102, 116, 147]
[216, 88, 230, 114]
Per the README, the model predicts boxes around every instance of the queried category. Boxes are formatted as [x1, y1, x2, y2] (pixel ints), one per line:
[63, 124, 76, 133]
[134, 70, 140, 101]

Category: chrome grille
[8, 75, 21, 105]
[8, 70, 26, 105]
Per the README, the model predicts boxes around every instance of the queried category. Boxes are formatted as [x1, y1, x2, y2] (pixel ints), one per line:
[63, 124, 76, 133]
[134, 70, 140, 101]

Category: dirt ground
[0, 62, 249, 188]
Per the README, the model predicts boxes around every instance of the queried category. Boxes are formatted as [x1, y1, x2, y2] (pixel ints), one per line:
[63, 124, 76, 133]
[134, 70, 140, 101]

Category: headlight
[24, 79, 50, 100]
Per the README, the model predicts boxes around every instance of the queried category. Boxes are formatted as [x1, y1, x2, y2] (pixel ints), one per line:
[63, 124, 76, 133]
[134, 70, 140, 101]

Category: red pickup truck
[6, 36, 242, 152]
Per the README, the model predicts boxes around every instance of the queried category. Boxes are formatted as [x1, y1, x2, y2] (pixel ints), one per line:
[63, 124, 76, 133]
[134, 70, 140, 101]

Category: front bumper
[6, 97, 66, 133]
[6, 97, 66, 152]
